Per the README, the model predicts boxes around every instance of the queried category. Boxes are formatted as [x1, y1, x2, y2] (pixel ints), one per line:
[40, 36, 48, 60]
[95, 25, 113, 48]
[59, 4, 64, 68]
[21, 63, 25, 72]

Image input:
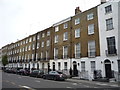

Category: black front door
[73, 62, 78, 76]
[105, 64, 112, 78]
[53, 65, 55, 71]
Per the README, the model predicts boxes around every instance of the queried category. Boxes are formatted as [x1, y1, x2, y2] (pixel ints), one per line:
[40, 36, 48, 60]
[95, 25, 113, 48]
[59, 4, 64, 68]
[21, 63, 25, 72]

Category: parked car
[4, 68, 11, 73]
[17, 69, 30, 75]
[30, 70, 44, 78]
[11, 68, 18, 74]
[42, 71, 67, 81]
[5, 68, 13, 73]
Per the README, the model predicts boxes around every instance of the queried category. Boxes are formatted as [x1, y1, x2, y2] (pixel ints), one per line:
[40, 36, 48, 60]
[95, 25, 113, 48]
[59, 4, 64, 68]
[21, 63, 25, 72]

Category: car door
[48, 71, 54, 79]
[34, 70, 38, 76]
[51, 71, 56, 79]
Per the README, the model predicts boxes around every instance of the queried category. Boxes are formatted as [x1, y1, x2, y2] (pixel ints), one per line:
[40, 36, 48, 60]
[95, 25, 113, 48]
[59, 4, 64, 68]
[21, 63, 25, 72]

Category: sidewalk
[66, 77, 120, 87]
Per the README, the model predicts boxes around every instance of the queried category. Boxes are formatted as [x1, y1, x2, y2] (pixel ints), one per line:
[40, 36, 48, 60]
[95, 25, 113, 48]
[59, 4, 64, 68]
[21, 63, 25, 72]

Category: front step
[93, 78, 109, 82]
[109, 78, 116, 82]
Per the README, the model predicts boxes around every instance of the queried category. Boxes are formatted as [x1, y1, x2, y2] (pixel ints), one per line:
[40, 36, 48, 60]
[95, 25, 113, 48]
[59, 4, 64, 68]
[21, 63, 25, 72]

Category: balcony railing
[105, 49, 117, 56]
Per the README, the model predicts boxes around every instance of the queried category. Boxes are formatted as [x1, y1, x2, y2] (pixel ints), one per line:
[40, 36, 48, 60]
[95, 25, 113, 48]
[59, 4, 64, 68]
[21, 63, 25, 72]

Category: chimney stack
[101, 0, 106, 4]
[75, 7, 81, 15]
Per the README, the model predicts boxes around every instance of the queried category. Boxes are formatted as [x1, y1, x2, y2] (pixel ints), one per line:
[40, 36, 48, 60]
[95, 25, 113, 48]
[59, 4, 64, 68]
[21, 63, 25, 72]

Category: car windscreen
[57, 72, 63, 74]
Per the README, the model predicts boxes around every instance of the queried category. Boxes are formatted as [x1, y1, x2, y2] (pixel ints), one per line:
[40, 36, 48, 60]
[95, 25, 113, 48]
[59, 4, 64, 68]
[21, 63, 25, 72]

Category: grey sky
[0, 0, 103, 48]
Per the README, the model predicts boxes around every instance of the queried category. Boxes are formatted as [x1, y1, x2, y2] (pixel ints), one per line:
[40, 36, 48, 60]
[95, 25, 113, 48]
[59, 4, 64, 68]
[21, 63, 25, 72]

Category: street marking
[19, 85, 32, 89]
[72, 83, 77, 85]
[19, 85, 36, 90]
[110, 85, 118, 87]
[96, 83, 108, 86]
[35, 80, 41, 82]
[20, 86, 31, 89]
[66, 87, 72, 88]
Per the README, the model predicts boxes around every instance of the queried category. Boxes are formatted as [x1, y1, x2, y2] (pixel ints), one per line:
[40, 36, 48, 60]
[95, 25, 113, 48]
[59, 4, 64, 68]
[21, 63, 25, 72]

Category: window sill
[106, 28, 114, 31]
[105, 11, 112, 15]
[63, 39, 68, 41]
[88, 33, 94, 35]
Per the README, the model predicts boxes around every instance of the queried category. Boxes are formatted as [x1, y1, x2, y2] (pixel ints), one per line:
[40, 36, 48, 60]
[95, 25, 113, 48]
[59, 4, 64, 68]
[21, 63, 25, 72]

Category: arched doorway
[73, 61, 78, 76]
[53, 62, 55, 71]
[104, 59, 112, 78]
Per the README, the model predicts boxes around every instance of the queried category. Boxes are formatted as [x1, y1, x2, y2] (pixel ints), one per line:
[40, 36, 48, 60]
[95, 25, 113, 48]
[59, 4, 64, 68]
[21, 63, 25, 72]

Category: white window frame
[75, 28, 80, 38]
[22, 48, 24, 52]
[25, 46, 27, 51]
[29, 37, 32, 42]
[47, 31, 50, 36]
[88, 40, 96, 57]
[75, 18, 80, 25]
[54, 48, 58, 59]
[29, 45, 31, 50]
[32, 54, 34, 60]
[46, 51, 49, 60]
[75, 43, 81, 58]
[63, 32, 68, 41]
[37, 34, 40, 40]
[37, 43, 39, 49]
[26, 39, 28, 43]
[63, 23, 68, 29]
[41, 42, 44, 47]
[88, 24, 94, 35]
[106, 18, 113, 30]
[87, 13, 94, 20]
[55, 26, 59, 32]
[47, 40, 50, 46]
[105, 5, 112, 14]
[41, 52, 43, 59]
[63, 46, 68, 59]
[54, 35, 59, 43]
[42, 33, 45, 38]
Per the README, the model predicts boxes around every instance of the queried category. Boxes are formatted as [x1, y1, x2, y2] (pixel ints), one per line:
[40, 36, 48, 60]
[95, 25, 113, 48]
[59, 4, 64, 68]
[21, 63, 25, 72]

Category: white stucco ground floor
[49, 56, 120, 81]
[7, 56, 120, 82]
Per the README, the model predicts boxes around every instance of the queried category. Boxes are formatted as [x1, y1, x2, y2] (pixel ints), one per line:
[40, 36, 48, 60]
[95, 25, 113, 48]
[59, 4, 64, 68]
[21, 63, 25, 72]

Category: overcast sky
[0, 0, 104, 48]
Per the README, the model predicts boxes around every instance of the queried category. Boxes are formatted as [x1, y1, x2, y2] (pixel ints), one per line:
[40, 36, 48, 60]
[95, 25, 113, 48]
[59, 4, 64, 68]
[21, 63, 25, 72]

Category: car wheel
[54, 77, 57, 81]
[43, 76, 46, 79]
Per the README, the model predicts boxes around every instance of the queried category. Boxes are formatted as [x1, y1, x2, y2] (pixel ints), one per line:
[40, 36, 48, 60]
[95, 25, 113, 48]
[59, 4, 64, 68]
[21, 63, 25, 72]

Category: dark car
[17, 69, 24, 75]
[11, 68, 18, 74]
[30, 70, 44, 78]
[42, 71, 67, 81]
[4, 68, 11, 73]
[5, 68, 13, 73]
[17, 69, 30, 75]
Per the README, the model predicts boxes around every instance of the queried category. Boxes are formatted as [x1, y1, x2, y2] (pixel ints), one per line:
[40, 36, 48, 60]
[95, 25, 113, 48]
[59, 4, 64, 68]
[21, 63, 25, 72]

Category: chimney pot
[75, 7, 81, 15]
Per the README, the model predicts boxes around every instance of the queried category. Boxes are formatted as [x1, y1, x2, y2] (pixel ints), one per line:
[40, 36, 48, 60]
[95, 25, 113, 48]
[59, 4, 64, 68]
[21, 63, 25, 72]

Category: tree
[2, 55, 8, 67]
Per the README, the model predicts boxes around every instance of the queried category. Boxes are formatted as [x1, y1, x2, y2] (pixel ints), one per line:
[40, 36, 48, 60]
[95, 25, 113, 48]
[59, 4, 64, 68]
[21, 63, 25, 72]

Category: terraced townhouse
[1, 0, 120, 81]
